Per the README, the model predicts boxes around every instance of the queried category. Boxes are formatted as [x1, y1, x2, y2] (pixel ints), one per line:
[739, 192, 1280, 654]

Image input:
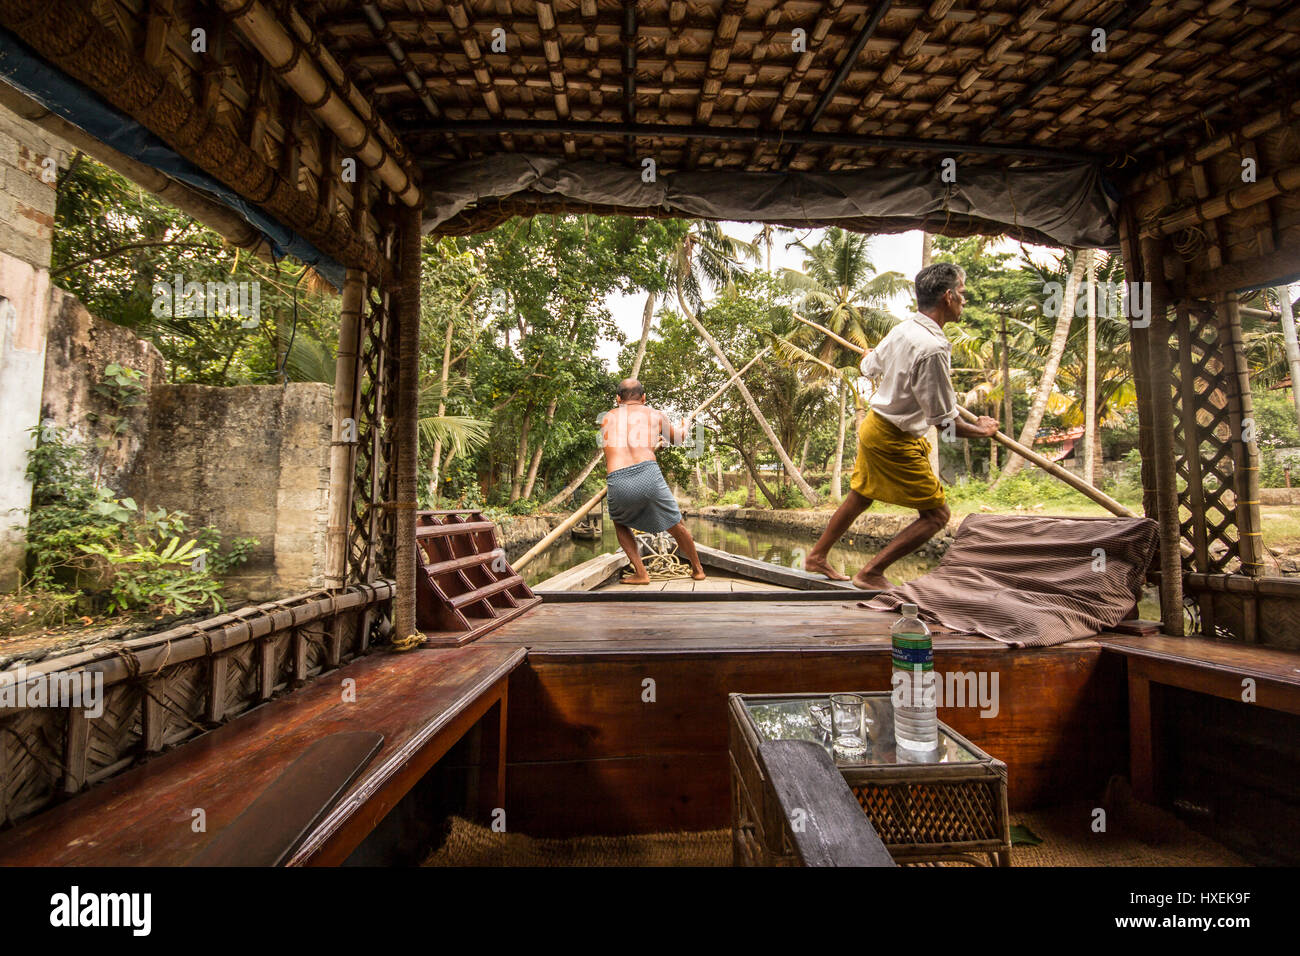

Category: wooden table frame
[1105, 637, 1300, 805]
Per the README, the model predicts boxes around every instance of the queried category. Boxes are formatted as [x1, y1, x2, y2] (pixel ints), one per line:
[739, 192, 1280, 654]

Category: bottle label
[892, 634, 932, 670]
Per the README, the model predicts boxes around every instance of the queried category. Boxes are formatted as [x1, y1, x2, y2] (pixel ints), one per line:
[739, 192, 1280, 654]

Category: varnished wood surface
[758, 740, 896, 867]
[0, 645, 525, 866]
[1098, 633, 1300, 683]
[497, 629, 1127, 833]
[483, 600, 1007, 657]
[599, 570, 801, 593]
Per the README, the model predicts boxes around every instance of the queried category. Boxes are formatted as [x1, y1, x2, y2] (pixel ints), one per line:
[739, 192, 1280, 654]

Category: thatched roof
[3, 1, 1297, 262]
[314, 0, 1293, 172]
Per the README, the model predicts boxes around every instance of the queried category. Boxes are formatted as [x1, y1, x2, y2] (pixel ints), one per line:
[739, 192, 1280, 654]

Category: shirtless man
[599, 378, 706, 584]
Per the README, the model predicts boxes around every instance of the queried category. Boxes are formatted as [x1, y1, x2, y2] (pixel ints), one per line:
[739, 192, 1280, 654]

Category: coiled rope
[634, 532, 694, 581]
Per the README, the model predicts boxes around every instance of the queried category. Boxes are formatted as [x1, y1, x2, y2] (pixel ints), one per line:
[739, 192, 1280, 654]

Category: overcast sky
[594, 225, 1059, 370]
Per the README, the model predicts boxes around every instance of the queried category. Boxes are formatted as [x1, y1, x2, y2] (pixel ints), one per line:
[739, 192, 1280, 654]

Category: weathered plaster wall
[40, 287, 166, 494]
[0, 105, 70, 590]
[125, 383, 333, 601]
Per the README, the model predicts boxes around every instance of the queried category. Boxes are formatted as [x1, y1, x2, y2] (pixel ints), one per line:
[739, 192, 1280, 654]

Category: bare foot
[691, 567, 707, 581]
[804, 554, 851, 581]
[852, 571, 893, 591]
[620, 573, 651, 585]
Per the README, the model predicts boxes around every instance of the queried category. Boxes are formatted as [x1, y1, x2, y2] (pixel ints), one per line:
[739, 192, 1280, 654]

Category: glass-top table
[728, 692, 1011, 866]
[744, 692, 980, 767]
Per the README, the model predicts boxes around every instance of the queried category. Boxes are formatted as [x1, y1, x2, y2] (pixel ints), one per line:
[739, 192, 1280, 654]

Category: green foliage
[944, 470, 1137, 510]
[18, 429, 256, 623]
[54, 157, 341, 386]
[715, 489, 749, 507]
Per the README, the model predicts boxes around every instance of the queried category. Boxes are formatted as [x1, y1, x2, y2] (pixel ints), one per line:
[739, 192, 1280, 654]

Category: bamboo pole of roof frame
[325, 268, 367, 588]
[280, 4, 414, 165]
[393, 206, 423, 643]
[215, 0, 421, 208]
[1138, 234, 1186, 636]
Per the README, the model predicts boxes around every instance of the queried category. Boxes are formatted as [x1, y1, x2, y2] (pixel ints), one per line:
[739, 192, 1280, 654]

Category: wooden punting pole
[516, 349, 772, 570]
[789, 312, 1137, 519]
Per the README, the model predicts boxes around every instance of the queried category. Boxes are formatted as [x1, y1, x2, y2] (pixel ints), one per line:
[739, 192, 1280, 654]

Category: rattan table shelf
[729, 691, 1012, 867]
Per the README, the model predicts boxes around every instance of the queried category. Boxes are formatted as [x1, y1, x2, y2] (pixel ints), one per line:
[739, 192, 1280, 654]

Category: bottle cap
[902, 603, 919, 617]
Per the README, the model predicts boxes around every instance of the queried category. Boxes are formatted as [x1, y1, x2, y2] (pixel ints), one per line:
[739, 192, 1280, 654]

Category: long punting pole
[515, 486, 611, 571]
[789, 312, 1137, 518]
[516, 349, 773, 571]
[683, 347, 771, 428]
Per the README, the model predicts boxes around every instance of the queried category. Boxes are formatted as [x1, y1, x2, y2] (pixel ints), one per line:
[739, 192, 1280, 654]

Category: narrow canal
[516, 514, 939, 587]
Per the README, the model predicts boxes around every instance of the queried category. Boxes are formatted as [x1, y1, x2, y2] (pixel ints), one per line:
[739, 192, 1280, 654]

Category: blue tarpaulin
[0, 28, 345, 288]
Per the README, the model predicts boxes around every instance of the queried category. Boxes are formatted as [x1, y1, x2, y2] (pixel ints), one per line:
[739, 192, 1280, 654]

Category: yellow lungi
[849, 409, 946, 510]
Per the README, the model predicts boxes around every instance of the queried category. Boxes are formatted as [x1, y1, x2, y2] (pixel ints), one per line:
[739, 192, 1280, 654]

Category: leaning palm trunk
[538, 292, 658, 511]
[429, 322, 454, 506]
[831, 382, 846, 502]
[998, 252, 1089, 483]
[677, 285, 820, 505]
[1083, 251, 1097, 486]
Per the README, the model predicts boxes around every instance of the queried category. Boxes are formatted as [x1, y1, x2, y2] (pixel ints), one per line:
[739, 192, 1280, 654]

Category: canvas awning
[423, 155, 1120, 249]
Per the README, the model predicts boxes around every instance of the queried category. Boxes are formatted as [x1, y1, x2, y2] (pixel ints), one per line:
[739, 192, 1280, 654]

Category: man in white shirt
[805, 262, 998, 590]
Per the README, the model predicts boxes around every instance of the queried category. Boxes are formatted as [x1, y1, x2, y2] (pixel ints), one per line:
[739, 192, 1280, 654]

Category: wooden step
[448, 574, 526, 609]
[423, 550, 505, 577]
[416, 521, 496, 538]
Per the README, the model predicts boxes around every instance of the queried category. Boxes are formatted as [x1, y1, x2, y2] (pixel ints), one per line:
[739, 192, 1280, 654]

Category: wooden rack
[415, 510, 540, 647]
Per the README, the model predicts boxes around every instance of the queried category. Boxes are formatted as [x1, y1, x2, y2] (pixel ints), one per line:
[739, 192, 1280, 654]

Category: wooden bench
[0, 644, 525, 866]
[755, 740, 896, 868]
[1099, 634, 1300, 803]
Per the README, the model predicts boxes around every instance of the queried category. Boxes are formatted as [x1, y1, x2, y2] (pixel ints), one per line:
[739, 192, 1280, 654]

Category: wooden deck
[477, 597, 1128, 834]
[600, 569, 813, 593]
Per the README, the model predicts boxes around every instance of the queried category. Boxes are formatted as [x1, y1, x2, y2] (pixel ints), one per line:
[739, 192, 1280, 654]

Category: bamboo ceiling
[4, 0, 1300, 255]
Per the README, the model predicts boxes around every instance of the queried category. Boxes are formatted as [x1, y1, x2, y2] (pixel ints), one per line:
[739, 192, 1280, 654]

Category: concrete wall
[126, 382, 334, 601]
[0, 105, 70, 589]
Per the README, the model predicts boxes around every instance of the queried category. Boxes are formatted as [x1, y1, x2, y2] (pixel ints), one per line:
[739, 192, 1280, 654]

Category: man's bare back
[601, 403, 680, 472]
[601, 379, 704, 584]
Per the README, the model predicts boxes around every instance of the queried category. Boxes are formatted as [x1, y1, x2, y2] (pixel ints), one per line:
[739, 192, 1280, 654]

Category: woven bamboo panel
[1169, 305, 1241, 575]
[0, 709, 63, 823]
[84, 683, 144, 783]
[1257, 597, 1300, 650]
[349, 271, 400, 585]
[150, 659, 211, 750]
[852, 780, 1003, 848]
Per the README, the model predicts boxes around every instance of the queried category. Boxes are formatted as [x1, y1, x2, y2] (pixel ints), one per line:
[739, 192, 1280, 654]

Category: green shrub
[20, 428, 256, 620]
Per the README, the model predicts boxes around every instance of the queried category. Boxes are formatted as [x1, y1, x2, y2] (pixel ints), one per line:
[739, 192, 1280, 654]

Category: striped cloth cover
[864, 514, 1160, 647]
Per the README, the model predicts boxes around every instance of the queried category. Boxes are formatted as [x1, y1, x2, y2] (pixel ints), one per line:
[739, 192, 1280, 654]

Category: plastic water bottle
[891, 603, 938, 752]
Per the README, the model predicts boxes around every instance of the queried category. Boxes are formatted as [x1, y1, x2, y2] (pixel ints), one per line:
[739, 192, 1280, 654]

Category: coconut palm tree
[770, 229, 908, 499]
[995, 249, 1090, 483]
[668, 221, 822, 505]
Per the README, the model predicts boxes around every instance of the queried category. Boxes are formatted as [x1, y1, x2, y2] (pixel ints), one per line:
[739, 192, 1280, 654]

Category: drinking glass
[830, 694, 866, 756]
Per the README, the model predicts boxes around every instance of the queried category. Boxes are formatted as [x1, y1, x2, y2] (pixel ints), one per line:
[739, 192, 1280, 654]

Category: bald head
[616, 378, 646, 403]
